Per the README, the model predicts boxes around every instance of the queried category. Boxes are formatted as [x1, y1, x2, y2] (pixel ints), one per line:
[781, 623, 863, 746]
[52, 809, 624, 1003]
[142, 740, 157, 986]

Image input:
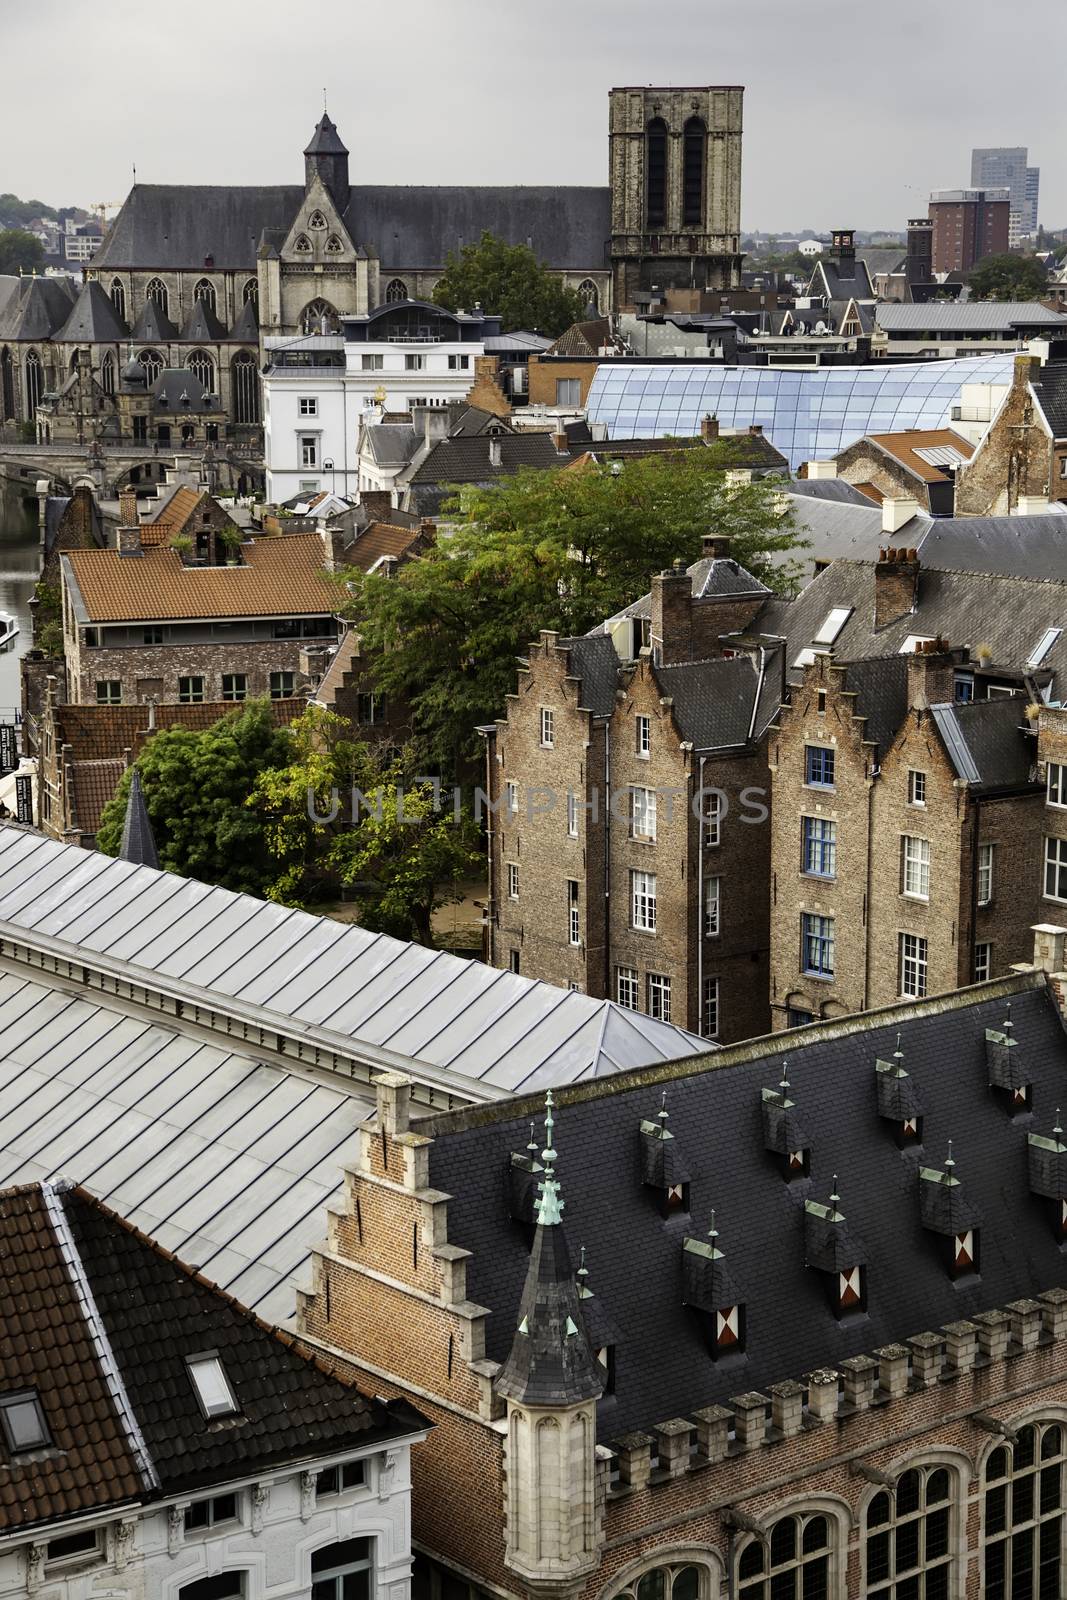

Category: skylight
[812, 606, 853, 647]
[0, 1389, 51, 1453]
[186, 1354, 239, 1419]
[1027, 627, 1062, 669]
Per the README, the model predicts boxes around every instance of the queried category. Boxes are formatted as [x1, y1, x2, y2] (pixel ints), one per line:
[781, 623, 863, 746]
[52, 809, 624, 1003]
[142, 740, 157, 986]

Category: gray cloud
[1, 0, 1062, 231]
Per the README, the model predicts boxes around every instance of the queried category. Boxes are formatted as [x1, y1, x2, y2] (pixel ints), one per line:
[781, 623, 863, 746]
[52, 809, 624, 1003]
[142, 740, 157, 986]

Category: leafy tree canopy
[0, 229, 44, 276]
[340, 449, 804, 774]
[432, 231, 585, 336]
[0, 193, 58, 227]
[967, 252, 1050, 301]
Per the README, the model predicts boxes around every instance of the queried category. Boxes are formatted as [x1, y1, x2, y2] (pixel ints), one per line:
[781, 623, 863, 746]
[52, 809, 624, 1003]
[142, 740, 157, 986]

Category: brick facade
[955, 354, 1062, 516]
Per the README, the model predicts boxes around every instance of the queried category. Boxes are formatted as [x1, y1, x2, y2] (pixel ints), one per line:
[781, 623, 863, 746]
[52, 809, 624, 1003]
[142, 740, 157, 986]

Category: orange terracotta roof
[54, 699, 306, 762]
[348, 521, 426, 572]
[64, 535, 339, 623]
[865, 429, 974, 483]
[141, 485, 202, 546]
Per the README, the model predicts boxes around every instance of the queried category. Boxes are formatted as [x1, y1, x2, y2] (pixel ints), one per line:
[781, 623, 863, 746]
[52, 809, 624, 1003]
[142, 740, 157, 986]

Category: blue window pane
[802, 913, 835, 977]
[805, 745, 835, 787]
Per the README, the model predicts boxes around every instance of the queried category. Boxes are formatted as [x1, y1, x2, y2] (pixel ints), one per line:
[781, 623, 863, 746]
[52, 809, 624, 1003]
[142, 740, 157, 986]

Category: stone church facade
[1, 89, 744, 436]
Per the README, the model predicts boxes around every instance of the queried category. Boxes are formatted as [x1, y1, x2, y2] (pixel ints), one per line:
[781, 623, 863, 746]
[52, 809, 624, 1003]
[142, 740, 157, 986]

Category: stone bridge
[0, 437, 264, 501]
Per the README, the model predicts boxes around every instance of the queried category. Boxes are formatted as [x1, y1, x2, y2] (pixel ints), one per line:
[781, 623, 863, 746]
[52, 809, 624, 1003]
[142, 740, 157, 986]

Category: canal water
[0, 477, 43, 724]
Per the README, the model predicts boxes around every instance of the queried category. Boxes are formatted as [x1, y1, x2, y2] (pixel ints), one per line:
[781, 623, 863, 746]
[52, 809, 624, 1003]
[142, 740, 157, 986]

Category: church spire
[495, 1093, 602, 1406]
[303, 109, 350, 208]
[118, 768, 159, 870]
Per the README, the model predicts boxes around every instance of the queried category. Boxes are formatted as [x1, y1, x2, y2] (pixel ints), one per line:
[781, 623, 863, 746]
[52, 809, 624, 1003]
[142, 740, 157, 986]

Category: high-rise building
[971, 146, 1039, 239]
[928, 188, 1010, 274]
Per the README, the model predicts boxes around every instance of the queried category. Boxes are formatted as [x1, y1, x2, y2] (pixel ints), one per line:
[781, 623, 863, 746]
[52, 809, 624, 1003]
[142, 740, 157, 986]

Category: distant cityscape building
[928, 188, 1010, 274]
[971, 145, 1040, 240]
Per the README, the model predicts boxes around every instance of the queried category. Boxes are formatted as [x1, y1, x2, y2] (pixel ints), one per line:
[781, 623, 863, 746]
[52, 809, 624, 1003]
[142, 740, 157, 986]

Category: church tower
[608, 86, 744, 311]
[495, 1093, 604, 1598]
[304, 111, 351, 210]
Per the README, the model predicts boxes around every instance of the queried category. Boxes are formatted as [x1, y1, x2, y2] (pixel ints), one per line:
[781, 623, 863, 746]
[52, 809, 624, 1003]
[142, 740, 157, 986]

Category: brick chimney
[117, 488, 142, 558]
[650, 559, 693, 665]
[552, 430, 569, 455]
[874, 545, 920, 629]
[748, 424, 763, 437]
[701, 414, 720, 443]
[320, 524, 348, 572]
[906, 637, 965, 710]
[702, 532, 732, 559]
[359, 489, 394, 522]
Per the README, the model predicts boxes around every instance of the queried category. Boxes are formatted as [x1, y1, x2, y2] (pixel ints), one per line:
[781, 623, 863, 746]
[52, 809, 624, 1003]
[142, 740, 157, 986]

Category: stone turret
[304, 111, 350, 210]
[495, 1092, 603, 1595]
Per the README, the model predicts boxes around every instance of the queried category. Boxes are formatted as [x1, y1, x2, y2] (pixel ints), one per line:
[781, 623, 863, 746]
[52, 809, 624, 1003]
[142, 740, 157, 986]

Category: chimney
[702, 532, 732, 560]
[552, 430, 569, 455]
[874, 546, 921, 629]
[488, 437, 503, 469]
[117, 489, 142, 558]
[701, 413, 720, 443]
[804, 460, 839, 481]
[321, 524, 348, 572]
[1014, 494, 1051, 516]
[359, 489, 394, 522]
[650, 559, 693, 665]
[906, 637, 963, 710]
[748, 424, 763, 437]
[881, 495, 921, 536]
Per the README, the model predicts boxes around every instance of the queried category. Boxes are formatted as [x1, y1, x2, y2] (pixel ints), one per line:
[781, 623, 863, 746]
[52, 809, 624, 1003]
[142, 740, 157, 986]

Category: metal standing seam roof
[586, 357, 1017, 471]
[0, 831, 708, 1099]
[876, 302, 1067, 333]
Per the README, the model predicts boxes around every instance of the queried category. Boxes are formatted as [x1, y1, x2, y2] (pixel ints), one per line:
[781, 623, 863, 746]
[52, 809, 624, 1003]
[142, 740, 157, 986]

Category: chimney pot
[874, 546, 921, 629]
[701, 413, 720, 443]
[552, 431, 569, 455]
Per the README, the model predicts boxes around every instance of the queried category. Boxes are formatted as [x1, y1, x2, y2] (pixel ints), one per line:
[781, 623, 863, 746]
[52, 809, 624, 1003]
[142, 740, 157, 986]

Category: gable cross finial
[536, 1090, 563, 1225]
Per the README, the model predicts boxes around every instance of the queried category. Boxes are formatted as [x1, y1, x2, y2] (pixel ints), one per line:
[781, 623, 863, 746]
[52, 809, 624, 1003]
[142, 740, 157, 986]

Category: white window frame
[567, 879, 580, 946]
[899, 932, 929, 999]
[703, 790, 722, 847]
[702, 976, 720, 1039]
[647, 972, 671, 1022]
[977, 842, 994, 906]
[539, 706, 555, 748]
[908, 768, 927, 807]
[506, 862, 519, 901]
[1045, 836, 1067, 903]
[505, 780, 519, 818]
[902, 835, 931, 900]
[1048, 762, 1067, 809]
[447, 353, 470, 370]
[404, 353, 426, 372]
[635, 714, 651, 759]
[361, 353, 384, 371]
[974, 942, 992, 983]
[630, 785, 657, 842]
[704, 875, 720, 938]
[567, 791, 579, 837]
[186, 1352, 239, 1418]
[616, 966, 639, 1010]
[298, 396, 318, 417]
[631, 869, 657, 932]
[300, 435, 318, 468]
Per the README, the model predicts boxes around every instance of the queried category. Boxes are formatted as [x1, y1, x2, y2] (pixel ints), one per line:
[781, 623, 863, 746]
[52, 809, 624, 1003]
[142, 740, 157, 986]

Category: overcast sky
[3, 0, 1062, 233]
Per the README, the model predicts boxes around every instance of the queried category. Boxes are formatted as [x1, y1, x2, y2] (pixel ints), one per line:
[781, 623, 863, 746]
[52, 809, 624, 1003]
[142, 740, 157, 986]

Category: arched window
[0, 347, 13, 422]
[325, 235, 344, 254]
[983, 1421, 1065, 1598]
[193, 278, 216, 314]
[310, 1539, 371, 1600]
[101, 351, 116, 397]
[385, 278, 409, 304]
[683, 118, 706, 228]
[242, 277, 258, 308]
[578, 279, 599, 314]
[865, 1464, 954, 1596]
[187, 350, 215, 393]
[24, 350, 42, 417]
[737, 1512, 831, 1598]
[646, 118, 667, 228]
[232, 351, 260, 425]
[308, 210, 328, 230]
[294, 234, 312, 254]
[611, 1559, 711, 1600]
[138, 349, 164, 385]
[300, 299, 339, 335]
[145, 278, 169, 318]
[110, 278, 126, 321]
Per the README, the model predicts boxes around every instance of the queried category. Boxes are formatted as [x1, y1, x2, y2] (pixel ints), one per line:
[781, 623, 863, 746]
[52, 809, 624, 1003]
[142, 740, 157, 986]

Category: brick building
[955, 351, 1067, 515]
[293, 941, 1067, 1600]
[483, 539, 781, 1043]
[928, 188, 1010, 275]
[58, 493, 340, 708]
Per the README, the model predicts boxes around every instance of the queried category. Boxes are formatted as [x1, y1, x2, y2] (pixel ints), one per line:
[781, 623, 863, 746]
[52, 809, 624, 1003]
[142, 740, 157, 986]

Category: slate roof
[119, 769, 159, 868]
[407, 433, 579, 485]
[788, 478, 873, 505]
[129, 298, 178, 342]
[63, 534, 337, 622]
[55, 279, 127, 344]
[422, 975, 1067, 1437]
[179, 298, 229, 342]
[0, 1181, 423, 1531]
[836, 655, 909, 758]
[361, 424, 419, 469]
[1032, 363, 1067, 439]
[305, 112, 348, 156]
[229, 297, 260, 343]
[559, 633, 620, 718]
[654, 650, 782, 750]
[601, 555, 772, 626]
[929, 697, 1036, 790]
[94, 183, 612, 272]
[0, 275, 76, 341]
[877, 302, 1067, 333]
[151, 369, 219, 412]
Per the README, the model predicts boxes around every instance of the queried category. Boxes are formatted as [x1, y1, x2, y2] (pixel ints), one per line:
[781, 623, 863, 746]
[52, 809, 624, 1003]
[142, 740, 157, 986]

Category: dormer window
[986, 1011, 1030, 1115]
[639, 1097, 691, 1217]
[761, 1070, 812, 1181]
[1027, 1118, 1067, 1238]
[876, 1039, 925, 1149]
[838, 1266, 864, 1311]
[595, 1344, 616, 1393]
[953, 1229, 977, 1276]
[186, 1352, 239, 1419]
[919, 1146, 981, 1279]
[0, 1389, 50, 1453]
[715, 1305, 743, 1350]
[683, 1216, 745, 1358]
[804, 1181, 866, 1317]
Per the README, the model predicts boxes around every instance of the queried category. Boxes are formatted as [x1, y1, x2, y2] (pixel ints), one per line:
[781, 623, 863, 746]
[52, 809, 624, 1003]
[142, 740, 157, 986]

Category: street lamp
[323, 457, 336, 497]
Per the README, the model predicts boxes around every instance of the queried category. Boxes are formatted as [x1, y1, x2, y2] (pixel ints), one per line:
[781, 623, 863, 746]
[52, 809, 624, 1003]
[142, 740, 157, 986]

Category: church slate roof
[0, 275, 76, 341]
[305, 112, 348, 156]
[422, 976, 1067, 1438]
[94, 183, 612, 273]
[179, 298, 229, 342]
[55, 279, 128, 344]
[130, 298, 178, 342]
[229, 297, 260, 342]
[119, 769, 159, 869]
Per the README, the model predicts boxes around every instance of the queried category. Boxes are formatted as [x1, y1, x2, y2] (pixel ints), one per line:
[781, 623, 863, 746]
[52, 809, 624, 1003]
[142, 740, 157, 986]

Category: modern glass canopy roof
[586, 356, 1016, 470]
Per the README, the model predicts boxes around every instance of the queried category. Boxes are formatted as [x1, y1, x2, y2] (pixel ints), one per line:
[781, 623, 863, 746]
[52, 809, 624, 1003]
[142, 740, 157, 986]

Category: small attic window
[953, 1229, 978, 1277]
[812, 606, 852, 647]
[666, 1181, 688, 1211]
[0, 1389, 51, 1454]
[186, 1352, 239, 1419]
[838, 1265, 864, 1312]
[715, 1305, 744, 1352]
[1027, 627, 1062, 669]
[788, 1148, 809, 1175]
[902, 1115, 922, 1142]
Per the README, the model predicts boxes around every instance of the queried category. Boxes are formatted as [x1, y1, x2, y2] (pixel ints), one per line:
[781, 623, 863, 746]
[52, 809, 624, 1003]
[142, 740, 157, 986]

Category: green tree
[0, 194, 58, 227]
[96, 701, 293, 893]
[432, 231, 585, 335]
[0, 229, 44, 275]
[967, 252, 1050, 301]
[340, 450, 803, 772]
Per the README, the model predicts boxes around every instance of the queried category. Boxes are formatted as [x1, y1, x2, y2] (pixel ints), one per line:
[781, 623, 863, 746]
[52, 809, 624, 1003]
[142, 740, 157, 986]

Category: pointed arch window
[101, 351, 116, 397]
[683, 118, 707, 227]
[242, 278, 258, 308]
[193, 279, 216, 314]
[187, 350, 215, 393]
[577, 279, 599, 314]
[110, 278, 126, 321]
[232, 351, 260, 425]
[308, 210, 328, 230]
[646, 118, 667, 229]
[294, 235, 313, 254]
[138, 349, 164, 385]
[983, 1422, 1065, 1599]
[145, 278, 169, 318]
[24, 351, 42, 417]
[865, 1465, 954, 1597]
[325, 235, 344, 254]
[737, 1513, 831, 1599]
[300, 299, 339, 335]
[385, 278, 409, 304]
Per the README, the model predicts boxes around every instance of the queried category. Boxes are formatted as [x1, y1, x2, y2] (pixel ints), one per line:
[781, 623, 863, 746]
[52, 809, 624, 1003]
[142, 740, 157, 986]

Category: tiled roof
[63, 535, 338, 622]
[141, 484, 202, 545]
[424, 975, 1067, 1437]
[863, 428, 974, 482]
[348, 521, 426, 572]
[53, 700, 306, 764]
[70, 757, 125, 835]
[0, 1182, 423, 1531]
